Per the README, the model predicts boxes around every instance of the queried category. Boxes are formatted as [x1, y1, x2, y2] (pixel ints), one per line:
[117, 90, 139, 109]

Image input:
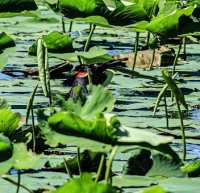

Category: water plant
[1, 1, 200, 193]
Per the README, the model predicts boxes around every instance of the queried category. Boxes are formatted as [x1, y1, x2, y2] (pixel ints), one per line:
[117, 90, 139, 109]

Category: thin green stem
[16, 172, 21, 193]
[146, 32, 150, 49]
[2, 176, 33, 193]
[61, 16, 66, 33]
[68, 21, 73, 34]
[172, 38, 183, 75]
[95, 154, 105, 183]
[148, 48, 156, 70]
[77, 147, 82, 175]
[164, 95, 169, 129]
[175, 97, 186, 161]
[105, 146, 118, 183]
[132, 32, 140, 72]
[183, 37, 187, 61]
[63, 158, 73, 179]
[31, 108, 36, 152]
[84, 24, 96, 52]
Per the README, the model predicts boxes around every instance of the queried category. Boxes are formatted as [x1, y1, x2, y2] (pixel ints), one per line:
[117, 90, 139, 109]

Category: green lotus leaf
[29, 31, 74, 56]
[146, 6, 198, 37]
[0, 47, 16, 69]
[67, 15, 110, 27]
[146, 154, 185, 178]
[52, 173, 117, 193]
[50, 46, 113, 65]
[48, 112, 119, 144]
[0, 134, 13, 162]
[0, 143, 42, 174]
[140, 185, 167, 193]
[0, 109, 20, 136]
[181, 160, 200, 177]
[0, 32, 15, 51]
[0, 0, 37, 12]
[59, 0, 154, 26]
[100, 1, 149, 26]
[59, 0, 100, 18]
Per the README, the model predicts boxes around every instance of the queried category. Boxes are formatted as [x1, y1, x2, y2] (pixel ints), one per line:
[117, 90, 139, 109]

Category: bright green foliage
[59, 0, 99, 18]
[0, 0, 37, 12]
[0, 108, 20, 136]
[53, 173, 117, 193]
[80, 85, 115, 119]
[50, 46, 113, 65]
[0, 32, 15, 51]
[101, 1, 149, 26]
[181, 160, 200, 177]
[0, 143, 41, 174]
[48, 112, 118, 144]
[0, 134, 13, 162]
[141, 185, 167, 193]
[146, 6, 197, 37]
[48, 85, 118, 143]
[61, 85, 116, 118]
[29, 31, 73, 55]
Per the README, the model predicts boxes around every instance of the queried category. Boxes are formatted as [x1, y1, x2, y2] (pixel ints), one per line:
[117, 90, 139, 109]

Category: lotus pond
[0, 0, 200, 193]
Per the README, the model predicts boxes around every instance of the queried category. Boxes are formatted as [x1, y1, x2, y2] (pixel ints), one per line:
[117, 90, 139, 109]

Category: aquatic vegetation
[29, 31, 73, 55]
[0, 1, 200, 193]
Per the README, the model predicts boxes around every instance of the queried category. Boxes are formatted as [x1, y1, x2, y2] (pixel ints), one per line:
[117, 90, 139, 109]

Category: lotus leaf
[29, 31, 74, 56]
[52, 173, 117, 193]
[0, 143, 42, 174]
[0, 108, 20, 136]
[48, 112, 119, 144]
[0, 134, 13, 162]
[140, 185, 167, 193]
[181, 160, 200, 177]
[50, 46, 113, 65]
[146, 6, 199, 37]
[0, 32, 15, 51]
[59, 0, 100, 18]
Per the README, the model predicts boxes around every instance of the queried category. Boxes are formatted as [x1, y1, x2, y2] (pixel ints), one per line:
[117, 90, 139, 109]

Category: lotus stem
[44, 46, 52, 106]
[31, 108, 36, 152]
[84, 24, 96, 52]
[95, 154, 105, 183]
[132, 32, 140, 73]
[87, 68, 92, 85]
[175, 97, 186, 161]
[2, 176, 33, 193]
[16, 172, 21, 193]
[68, 21, 73, 34]
[146, 32, 150, 49]
[105, 146, 118, 183]
[148, 48, 156, 70]
[77, 147, 82, 175]
[64, 158, 73, 179]
[172, 38, 183, 75]
[164, 95, 169, 129]
[183, 37, 187, 61]
[61, 16, 66, 33]
[25, 83, 39, 124]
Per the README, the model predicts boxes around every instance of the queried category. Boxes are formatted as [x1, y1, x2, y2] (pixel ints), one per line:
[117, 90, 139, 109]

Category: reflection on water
[191, 108, 200, 121]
